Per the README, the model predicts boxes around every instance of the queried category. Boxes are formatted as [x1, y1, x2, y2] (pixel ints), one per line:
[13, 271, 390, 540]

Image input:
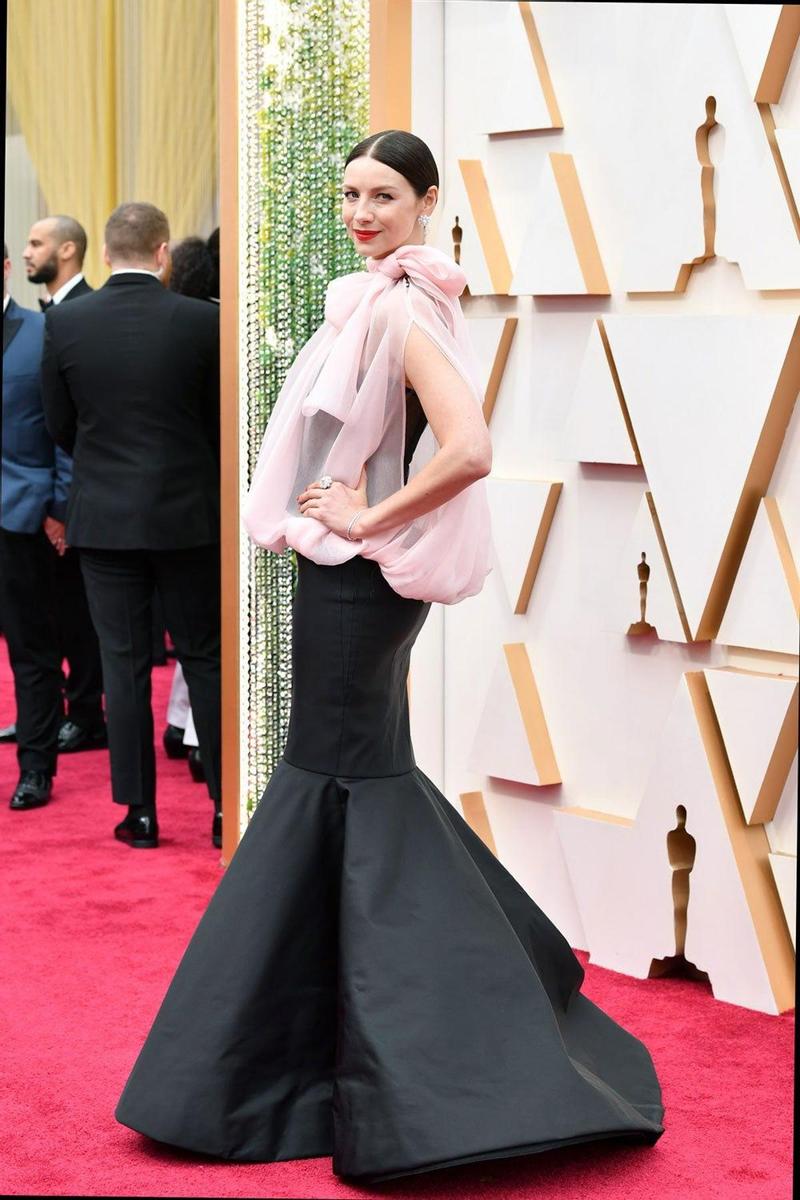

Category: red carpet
[0, 639, 793, 1199]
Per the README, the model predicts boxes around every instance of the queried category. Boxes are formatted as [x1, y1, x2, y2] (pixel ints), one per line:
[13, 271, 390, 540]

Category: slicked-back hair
[345, 130, 439, 198]
[105, 202, 170, 262]
[50, 215, 88, 266]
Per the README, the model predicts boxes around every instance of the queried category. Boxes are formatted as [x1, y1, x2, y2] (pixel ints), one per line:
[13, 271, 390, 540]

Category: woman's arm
[297, 323, 492, 538]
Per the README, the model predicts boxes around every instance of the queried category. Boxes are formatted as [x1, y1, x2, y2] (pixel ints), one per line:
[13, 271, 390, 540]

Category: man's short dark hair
[50, 215, 88, 266]
[105, 202, 170, 261]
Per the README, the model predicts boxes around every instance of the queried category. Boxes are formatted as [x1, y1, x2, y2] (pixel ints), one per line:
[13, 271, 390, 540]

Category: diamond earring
[417, 214, 431, 242]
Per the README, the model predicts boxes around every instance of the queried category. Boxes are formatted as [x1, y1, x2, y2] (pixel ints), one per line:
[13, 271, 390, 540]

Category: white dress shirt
[49, 272, 85, 305]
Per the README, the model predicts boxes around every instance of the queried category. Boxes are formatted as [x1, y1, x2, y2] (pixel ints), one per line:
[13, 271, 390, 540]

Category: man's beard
[27, 254, 59, 285]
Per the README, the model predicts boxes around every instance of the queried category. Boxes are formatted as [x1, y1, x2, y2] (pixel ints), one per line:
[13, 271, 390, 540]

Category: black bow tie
[39, 298, 54, 312]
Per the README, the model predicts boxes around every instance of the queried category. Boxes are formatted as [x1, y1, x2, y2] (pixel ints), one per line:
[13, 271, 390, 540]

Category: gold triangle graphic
[686, 671, 795, 1012]
[550, 154, 610, 295]
[503, 643, 561, 784]
[698, 323, 800, 640]
[459, 159, 512, 294]
[764, 496, 800, 612]
[706, 667, 799, 827]
[515, 482, 562, 615]
[460, 791, 498, 856]
[517, 1, 563, 128]
[644, 492, 694, 642]
[483, 318, 518, 424]
[596, 318, 642, 465]
[755, 5, 800, 102]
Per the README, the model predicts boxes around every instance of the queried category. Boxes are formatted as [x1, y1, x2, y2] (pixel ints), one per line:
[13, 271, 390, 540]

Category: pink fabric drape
[243, 244, 492, 604]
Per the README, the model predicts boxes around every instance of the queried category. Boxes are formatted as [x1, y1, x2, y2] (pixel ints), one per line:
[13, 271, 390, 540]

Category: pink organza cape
[242, 243, 492, 604]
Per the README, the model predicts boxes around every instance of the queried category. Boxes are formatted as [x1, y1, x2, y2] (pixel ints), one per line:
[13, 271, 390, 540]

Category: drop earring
[417, 214, 431, 242]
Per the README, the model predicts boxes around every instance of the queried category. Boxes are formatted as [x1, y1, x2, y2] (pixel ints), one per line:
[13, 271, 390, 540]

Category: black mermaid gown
[116, 403, 664, 1180]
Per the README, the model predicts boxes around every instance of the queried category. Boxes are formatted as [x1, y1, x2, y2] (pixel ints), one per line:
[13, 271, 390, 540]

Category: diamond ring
[319, 475, 333, 490]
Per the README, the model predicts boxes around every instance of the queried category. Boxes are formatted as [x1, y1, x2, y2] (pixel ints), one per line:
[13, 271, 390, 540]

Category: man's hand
[43, 516, 67, 556]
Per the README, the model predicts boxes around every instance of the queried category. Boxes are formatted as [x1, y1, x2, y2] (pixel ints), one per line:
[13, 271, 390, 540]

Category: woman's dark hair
[168, 236, 215, 300]
[345, 130, 439, 197]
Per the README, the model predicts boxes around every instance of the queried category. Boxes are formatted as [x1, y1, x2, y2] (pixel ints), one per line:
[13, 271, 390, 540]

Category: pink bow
[367, 244, 467, 298]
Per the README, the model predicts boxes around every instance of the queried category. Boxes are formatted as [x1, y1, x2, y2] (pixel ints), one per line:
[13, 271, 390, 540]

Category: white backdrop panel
[411, 0, 798, 1011]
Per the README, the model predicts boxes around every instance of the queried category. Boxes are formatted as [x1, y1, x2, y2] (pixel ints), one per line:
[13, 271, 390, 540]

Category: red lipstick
[354, 229, 379, 242]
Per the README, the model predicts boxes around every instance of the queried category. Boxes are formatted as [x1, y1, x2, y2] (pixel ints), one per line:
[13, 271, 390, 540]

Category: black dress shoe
[0, 723, 17, 744]
[10, 770, 52, 810]
[58, 719, 108, 753]
[188, 747, 206, 783]
[212, 804, 222, 849]
[114, 812, 159, 848]
[163, 724, 189, 759]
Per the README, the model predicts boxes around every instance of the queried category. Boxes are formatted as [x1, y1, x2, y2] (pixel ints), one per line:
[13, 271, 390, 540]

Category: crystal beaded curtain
[240, 0, 369, 820]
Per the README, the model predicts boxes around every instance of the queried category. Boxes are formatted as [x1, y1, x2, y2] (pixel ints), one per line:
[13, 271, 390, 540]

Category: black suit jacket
[41, 272, 220, 550]
[59, 276, 93, 303]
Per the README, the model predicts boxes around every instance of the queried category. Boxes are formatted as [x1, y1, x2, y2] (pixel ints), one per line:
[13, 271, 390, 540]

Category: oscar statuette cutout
[650, 806, 710, 982]
[627, 551, 657, 636]
[451, 215, 462, 264]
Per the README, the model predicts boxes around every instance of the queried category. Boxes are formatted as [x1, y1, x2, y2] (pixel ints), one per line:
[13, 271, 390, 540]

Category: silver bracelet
[346, 510, 366, 541]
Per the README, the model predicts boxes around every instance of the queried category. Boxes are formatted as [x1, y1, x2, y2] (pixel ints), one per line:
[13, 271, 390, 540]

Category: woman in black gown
[115, 130, 664, 1182]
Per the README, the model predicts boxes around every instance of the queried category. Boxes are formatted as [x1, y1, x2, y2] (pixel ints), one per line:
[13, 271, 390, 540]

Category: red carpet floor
[0, 640, 794, 1199]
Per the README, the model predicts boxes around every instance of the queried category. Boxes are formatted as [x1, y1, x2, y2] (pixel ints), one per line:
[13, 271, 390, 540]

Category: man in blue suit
[1, 243, 71, 808]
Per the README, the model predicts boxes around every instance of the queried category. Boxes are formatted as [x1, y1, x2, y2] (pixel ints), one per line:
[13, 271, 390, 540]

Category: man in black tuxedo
[5, 215, 107, 755]
[41, 203, 221, 849]
[24, 215, 93, 309]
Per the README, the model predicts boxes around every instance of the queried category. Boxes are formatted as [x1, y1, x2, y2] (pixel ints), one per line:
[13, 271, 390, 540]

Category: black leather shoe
[0, 723, 17, 744]
[212, 802, 222, 849]
[58, 720, 108, 753]
[188, 747, 206, 783]
[114, 812, 159, 848]
[163, 724, 189, 759]
[10, 770, 52, 810]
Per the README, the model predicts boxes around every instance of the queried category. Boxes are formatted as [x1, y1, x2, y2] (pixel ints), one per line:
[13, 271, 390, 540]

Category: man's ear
[102, 243, 112, 268]
[59, 240, 76, 262]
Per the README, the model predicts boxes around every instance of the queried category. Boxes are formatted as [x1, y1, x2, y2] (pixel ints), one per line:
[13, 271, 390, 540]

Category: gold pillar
[219, 0, 240, 864]
[369, 0, 412, 131]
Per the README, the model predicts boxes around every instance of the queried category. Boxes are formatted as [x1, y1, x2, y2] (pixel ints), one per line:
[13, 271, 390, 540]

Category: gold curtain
[127, 0, 218, 242]
[7, 0, 118, 286]
[7, 0, 218, 288]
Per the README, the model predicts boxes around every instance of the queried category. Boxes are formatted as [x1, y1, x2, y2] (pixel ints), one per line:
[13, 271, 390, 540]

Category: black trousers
[79, 544, 221, 807]
[54, 547, 105, 731]
[0, 527, 62, 774]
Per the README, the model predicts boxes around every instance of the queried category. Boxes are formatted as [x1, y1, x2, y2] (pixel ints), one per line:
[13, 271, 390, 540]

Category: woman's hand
[297, 466, 368, 539]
